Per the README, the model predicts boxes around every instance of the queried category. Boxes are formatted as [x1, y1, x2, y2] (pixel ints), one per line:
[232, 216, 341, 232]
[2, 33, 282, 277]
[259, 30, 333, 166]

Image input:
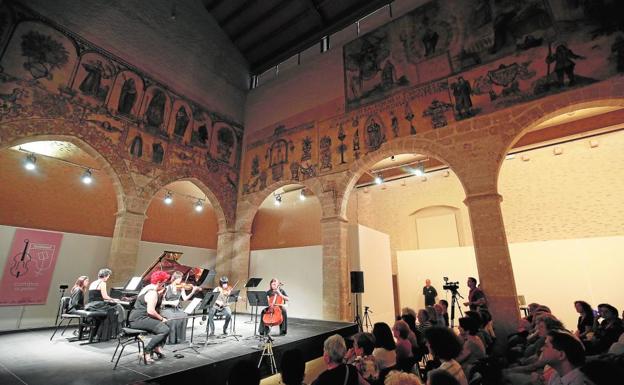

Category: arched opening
[342, 146, 475, 328]
[497, 103, 624, 330]
[0, 138, 121, 328]
[139, 180, 220, 278]
[247, 184, 323, 319]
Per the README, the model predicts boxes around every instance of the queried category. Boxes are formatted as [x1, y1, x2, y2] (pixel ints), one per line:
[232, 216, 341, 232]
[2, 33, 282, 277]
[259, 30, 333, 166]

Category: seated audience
[400, 312, 426, 361]
[426, 370, 460, 385]
[456, 317, 486, 378]
[393, 320, 415, 372]
[373, 322, 397, 370]
[346, 332, 379, 384]
[437, 300, 449, 328]
[465, 311, 493, 351]
[586, 303, 624, 355]
[227, 359, 261, 385]
[385, 370, 423, 385]
[433, 304, 446, 327]
[424, 327, 468, 385]
[280, 349, 306, 385]
[312, 334, 359, 385]
[417, 309, 433, 333]
[573, 300, 595, 341]
[540, 330, 591, 385]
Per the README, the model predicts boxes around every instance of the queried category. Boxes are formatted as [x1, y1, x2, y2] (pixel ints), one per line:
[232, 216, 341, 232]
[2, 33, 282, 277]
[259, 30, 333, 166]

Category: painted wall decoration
[242, 0, 624, 193]
[0, 3, 243, 223]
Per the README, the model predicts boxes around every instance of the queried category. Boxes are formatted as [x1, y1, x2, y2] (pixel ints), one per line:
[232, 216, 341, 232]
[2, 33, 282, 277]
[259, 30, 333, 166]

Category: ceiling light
[274, 193, 282, 206]
[194, 199, 204, 212]
[412, 162, 425, 177]
[299, 190, 306, 201]
[81, 169, 93, 185]
[24, 153, 37, 170]
[374, 175, 383, 185]
[164, 191, 173, 205]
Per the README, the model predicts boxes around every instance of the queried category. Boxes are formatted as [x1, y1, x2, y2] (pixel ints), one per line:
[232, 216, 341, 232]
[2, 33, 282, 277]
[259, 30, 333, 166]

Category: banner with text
[0, 228, 64, 305]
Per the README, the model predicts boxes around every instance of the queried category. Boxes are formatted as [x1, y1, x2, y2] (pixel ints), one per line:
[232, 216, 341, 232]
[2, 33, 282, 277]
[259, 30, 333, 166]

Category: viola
[262, 289, 285, 327]
[10, 239, 31, 278]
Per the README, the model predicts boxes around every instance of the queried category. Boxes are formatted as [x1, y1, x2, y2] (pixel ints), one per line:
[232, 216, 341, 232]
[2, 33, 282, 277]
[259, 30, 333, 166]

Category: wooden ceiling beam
[231, 0, 290, 43]
[205, 0, 226, 13]
[221, 0, 258, 28]
[241, 8, 312, 54]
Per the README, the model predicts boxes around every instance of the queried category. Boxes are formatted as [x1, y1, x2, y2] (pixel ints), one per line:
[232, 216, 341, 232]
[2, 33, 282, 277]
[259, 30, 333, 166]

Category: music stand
[245, 278, 262, 323]
[247, 290, 268, 339]
[223, 289, 242, 341]
[197, 291, 220, 347]
[172, 297, 203, 354]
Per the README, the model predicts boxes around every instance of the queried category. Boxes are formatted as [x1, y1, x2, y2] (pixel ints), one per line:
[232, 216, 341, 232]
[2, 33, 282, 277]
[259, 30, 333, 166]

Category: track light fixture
[374, 174, 383, 185]
[274, 193, 282, 206]
[81, 169, 93, 185]
[194, 199, 204, 212]
[412, 162, 425, 177]
[299, 189, 306, 201]
[24, 153, 37, 170]
[163, 191, 173, 205]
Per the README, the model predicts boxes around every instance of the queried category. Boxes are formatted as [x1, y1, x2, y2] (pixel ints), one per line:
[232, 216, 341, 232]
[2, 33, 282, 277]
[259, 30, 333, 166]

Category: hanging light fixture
[274, 193, 282, 206]
[163, 191, 173, 205]
[81, 169, 93, 185]
[299, 189, 306, 201]
[412, 162, 425, 177]
[194, 199, 204, 212]
[24, 153, 37, 170]
[374, 174, 383, 185]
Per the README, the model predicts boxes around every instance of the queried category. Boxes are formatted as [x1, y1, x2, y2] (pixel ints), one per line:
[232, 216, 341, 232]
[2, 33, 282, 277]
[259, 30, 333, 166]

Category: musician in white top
[207, 276, 233, 336]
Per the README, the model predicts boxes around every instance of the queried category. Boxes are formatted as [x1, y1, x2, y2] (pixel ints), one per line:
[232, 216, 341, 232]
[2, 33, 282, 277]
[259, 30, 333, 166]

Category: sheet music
[184, 297, 202, 314]
[125, 276, 143, 291]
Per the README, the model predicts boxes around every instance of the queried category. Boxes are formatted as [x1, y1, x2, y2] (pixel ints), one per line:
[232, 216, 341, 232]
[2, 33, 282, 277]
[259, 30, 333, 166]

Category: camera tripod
[257, 335, 277, 374]
[449, 289, 464, 329]
[354, 294, 373, 332]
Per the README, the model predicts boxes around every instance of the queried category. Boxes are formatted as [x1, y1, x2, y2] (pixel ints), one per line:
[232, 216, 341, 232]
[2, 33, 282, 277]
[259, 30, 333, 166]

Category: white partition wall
[249, 246, 323, 319]
[397, 236, 624, 331]
[350, 225, 395, 327]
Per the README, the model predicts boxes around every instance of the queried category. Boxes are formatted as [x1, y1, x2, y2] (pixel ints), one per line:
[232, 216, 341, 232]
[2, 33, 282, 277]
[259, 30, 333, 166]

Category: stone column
[107, 210, 146, 286]
[464, 192, 519, 343]
[216, 230, 251, 285]
[320, 216, 350, 321]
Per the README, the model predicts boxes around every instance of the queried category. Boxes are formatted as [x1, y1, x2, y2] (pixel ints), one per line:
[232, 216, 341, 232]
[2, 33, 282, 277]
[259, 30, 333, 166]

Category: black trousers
[258, 307, 287, 335]
[129, 317, 170, 352]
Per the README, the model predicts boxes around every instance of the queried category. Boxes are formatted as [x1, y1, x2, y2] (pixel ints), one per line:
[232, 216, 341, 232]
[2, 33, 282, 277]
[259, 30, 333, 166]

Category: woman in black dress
[129, 270, 171, 361]
[160, 271, 200, 344]
[68, 275, 89, 312]
[85, 268, 125, 341]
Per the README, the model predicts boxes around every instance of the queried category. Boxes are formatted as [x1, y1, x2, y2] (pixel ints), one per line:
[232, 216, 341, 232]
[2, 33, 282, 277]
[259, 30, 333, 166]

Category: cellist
[259, 278, 289, 336]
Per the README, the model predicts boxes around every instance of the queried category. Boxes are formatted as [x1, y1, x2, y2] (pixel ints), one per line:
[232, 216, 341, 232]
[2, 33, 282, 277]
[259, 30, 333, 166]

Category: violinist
[161, 271, 200, 344]
[207, 276, 233, 336]
[259, 278, 289, 336]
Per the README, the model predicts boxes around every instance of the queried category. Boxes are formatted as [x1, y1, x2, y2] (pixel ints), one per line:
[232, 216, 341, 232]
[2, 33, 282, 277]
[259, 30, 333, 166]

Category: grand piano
[111, 250, 211, 302]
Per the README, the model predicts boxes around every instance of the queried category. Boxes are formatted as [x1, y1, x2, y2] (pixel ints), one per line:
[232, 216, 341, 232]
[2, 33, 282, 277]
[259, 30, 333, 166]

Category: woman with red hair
[129, 270, 171, 361]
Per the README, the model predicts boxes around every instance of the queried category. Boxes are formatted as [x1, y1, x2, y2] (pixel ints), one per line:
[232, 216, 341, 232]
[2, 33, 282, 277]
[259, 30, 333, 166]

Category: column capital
[320, 215, 348, 224]
[463, 192, 502, 206]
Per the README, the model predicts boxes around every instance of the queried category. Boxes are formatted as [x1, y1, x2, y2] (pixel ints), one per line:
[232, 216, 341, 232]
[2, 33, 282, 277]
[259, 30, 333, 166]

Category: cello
[262, 285, 285, 327]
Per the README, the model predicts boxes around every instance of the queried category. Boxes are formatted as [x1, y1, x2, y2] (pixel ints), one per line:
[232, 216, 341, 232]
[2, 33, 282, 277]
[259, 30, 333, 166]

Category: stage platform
[0, 317, 358, 385]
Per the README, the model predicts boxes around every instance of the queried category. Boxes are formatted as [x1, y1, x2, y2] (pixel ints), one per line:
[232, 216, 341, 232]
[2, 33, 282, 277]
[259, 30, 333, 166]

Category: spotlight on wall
[24, 153, 37, 170]
[299, 189, 306, 201]
[81, 169, 93, 185]
[412, 162, 425, 177]
[374, 174, 383, 185]
[194, 199, 204, 212]
[274, 193, 282, 206]
[163, 191, 173, 205]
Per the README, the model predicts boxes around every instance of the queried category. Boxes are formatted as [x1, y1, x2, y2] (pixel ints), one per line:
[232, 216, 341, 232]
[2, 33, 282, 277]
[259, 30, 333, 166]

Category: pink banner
[0, 228, 64, 306]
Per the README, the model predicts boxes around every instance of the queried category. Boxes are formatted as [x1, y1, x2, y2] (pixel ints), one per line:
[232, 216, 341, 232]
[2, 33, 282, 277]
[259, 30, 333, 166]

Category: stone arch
[0, 121, 134, 212]
[235, 178, 325, 233]
[140, 171, 229, 234]
[495, 79, 624, 186]
[336, 136, 468, 219]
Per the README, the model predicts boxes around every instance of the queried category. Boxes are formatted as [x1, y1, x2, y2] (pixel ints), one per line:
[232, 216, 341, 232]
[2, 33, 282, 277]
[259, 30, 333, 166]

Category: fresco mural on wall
[0, 4, 243, 223]
[242, 0, 624, 192]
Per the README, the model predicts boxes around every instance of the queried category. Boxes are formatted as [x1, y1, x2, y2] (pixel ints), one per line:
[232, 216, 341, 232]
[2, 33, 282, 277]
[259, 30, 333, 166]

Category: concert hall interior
[1, 0, 624, 384]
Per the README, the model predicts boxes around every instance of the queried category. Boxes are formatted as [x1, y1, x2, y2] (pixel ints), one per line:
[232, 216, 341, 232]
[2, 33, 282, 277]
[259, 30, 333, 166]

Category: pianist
[161, 271, 200, 344]
[85, 268, 126, 341]
[129, 270, 171, 361]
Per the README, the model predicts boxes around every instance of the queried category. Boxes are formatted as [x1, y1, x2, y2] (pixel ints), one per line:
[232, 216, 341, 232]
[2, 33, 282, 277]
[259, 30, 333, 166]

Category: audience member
[540, 330, 591, 385]
[417, 309, 432, 333]
[456, 317, 486, 378]
[586, 303, 624, 355]
[373, 322, 397, 370]
[573, 301, 594, 341]
[424, 327, 467, 385]
[346, 332, 379, 384]
[437, 300, 449, 327]
[312, 334, 359, 385]
[400, 313, 426, 361]
[426, 370, 460, 385]
[227, 359, 260, 385]
[281, 349, 306, 385]
[385, 370, 423, 385]
[393, 320, 415, 372]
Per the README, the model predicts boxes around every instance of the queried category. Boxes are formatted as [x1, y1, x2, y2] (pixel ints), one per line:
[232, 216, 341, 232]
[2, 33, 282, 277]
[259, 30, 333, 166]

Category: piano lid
[139, 250, 210, 287]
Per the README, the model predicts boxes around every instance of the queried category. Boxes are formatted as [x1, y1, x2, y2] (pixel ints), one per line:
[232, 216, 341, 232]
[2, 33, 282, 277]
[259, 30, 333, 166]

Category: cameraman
[463, 277, 487, 311]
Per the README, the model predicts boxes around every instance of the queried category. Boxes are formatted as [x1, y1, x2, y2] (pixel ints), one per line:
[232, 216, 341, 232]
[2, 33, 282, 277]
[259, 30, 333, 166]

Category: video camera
[442, 277, 460, 291]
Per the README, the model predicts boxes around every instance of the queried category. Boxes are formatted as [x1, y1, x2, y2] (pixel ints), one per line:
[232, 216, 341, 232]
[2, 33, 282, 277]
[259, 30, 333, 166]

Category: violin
[10, 239, 32, 278]
[262, 288, 285, 327]
[174, 283, 202, 291]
